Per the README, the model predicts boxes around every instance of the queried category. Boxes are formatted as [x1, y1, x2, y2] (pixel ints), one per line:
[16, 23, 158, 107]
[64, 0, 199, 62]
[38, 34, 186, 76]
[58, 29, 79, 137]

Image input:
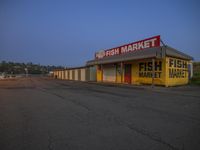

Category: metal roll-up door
[58, 71, 61, 79]
[65, 70, 68, 79]
[89, 66, 97, 81]
[103, 66, 116, 82]
[86, 67, 90, 81]
[81, 68, 86, 81]
[75, 69, 78, 81]
[62, 71, 65, 79]
[78, 69, 81, 81]
[68, 70, 70, 80]
[69, 70, 73, 80]
[72, 70, 75, 80]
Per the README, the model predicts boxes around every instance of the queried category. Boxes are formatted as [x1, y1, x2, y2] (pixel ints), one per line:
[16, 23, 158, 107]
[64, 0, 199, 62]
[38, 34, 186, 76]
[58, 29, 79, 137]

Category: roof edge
[165, 45, 193, 60]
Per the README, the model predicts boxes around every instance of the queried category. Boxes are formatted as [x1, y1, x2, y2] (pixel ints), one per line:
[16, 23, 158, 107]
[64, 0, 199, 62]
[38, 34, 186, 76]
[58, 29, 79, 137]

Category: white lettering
[105, 48, 120, 57]
[121, 46, 128, 53]
[144, 41, 150, 48]
[114, 48, 120, 55]
[132, 43, 138, 51]
[138, 42, 144, 49]
[149, 38, 157, 47]
[95, 36, 160, 59]
[110, 49, 114, 55]
[128, 45, 133, 52]
[106, 50, 110, 56]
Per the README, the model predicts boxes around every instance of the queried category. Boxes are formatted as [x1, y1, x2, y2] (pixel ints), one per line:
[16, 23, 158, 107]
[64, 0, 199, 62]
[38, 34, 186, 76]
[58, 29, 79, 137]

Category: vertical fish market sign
[95, 35, 160, 59]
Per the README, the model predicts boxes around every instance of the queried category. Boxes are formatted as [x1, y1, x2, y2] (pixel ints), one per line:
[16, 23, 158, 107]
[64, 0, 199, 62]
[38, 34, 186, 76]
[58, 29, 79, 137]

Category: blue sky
[0, 0, 199, 66]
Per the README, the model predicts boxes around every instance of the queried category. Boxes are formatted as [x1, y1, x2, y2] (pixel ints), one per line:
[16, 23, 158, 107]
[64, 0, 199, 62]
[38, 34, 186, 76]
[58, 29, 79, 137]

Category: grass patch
[189, 62, 200, 85]
[190, 77, 200, 85]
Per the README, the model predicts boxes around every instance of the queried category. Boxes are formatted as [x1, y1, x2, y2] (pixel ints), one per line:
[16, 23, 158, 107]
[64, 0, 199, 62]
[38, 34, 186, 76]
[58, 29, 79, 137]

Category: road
[0, 77, 200, 150]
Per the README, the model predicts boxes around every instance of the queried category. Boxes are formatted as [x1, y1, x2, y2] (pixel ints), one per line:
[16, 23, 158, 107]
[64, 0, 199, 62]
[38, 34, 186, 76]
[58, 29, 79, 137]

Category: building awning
[86, 46, 193, 66]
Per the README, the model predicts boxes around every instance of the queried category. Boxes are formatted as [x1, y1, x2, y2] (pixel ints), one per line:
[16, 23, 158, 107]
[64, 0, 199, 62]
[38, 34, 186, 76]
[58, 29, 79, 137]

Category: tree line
[0, 61, 64, 75]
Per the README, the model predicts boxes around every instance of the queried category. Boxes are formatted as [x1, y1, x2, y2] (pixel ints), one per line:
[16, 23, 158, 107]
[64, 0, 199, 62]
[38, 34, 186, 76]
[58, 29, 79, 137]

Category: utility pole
[24, 68, 28, 77]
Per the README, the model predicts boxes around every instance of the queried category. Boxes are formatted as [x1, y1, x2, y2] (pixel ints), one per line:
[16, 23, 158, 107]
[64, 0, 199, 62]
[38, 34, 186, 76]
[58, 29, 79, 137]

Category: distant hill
[0, 61, 65, 75]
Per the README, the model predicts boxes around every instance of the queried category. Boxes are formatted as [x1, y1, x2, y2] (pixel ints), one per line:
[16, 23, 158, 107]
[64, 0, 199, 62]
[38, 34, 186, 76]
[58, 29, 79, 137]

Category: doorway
[103, 65, 116, 82]
[124, 64, 132, 84]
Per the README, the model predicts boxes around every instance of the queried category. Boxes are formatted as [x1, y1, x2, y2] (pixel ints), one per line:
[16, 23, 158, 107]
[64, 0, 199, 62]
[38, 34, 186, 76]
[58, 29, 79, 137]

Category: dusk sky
[0, 0, 199, 67]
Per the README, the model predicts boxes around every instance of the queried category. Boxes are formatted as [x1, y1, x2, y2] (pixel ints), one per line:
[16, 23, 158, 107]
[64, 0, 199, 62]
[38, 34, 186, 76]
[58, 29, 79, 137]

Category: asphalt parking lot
[0, 77, 200, 150]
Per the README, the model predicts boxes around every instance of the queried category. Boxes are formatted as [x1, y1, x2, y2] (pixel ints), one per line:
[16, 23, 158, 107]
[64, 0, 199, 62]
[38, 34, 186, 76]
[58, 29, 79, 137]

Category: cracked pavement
[0, 77, 200, 150]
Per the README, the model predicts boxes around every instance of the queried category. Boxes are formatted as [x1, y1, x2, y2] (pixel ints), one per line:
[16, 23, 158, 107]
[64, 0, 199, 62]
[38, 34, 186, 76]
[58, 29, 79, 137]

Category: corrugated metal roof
[53, 66, 88, 71]
[165, 45, 193, 60]
[86, 46, 193, 66]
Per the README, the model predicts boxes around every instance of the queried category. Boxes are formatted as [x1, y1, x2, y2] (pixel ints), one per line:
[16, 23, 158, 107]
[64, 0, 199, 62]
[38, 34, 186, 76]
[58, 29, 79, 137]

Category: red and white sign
[95, 35, 160, 59]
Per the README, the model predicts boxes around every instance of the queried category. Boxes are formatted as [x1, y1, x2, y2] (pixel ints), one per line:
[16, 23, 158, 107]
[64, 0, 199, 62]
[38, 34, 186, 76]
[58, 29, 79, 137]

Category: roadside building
[53, 66, 96, 82]
[53, 35, 193, 86]
[86, 35, 193, 86]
